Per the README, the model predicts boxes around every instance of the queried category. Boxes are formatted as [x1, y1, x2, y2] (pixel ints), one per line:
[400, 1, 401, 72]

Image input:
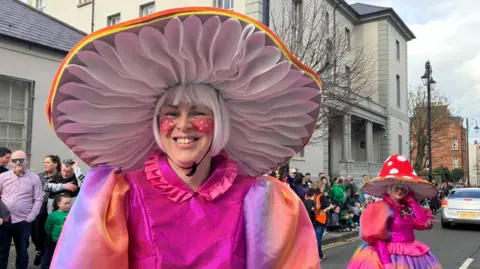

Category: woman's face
[159, 103, 214, 167]
[390, 185, 409, 201]
[44, 157, 56, 173]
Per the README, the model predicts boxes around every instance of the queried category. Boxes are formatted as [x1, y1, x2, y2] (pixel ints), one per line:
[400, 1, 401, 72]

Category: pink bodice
[125, 154, 256, 268]
[389, 207, 416, 242]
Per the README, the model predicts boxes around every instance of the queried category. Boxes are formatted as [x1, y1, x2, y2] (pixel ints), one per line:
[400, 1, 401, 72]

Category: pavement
[320, 213, 480, 269]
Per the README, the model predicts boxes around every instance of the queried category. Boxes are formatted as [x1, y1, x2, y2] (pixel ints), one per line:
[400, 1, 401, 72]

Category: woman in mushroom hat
[347, 154, 442, 269]
[46, 6, 322, 269]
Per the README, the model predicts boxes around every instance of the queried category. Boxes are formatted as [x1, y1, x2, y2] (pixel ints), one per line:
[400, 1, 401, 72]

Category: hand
[64, 183, 78, 192]
[24, 219, 32, 223]
[0, 218, 3, 225]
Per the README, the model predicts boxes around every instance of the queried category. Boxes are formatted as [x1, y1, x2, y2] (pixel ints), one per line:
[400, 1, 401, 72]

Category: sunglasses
[11, 158, 25, 164]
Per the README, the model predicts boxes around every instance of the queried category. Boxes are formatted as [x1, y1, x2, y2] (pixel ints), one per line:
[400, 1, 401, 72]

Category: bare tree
[270, 0, 377, 143]
[408, 85, 454, 172]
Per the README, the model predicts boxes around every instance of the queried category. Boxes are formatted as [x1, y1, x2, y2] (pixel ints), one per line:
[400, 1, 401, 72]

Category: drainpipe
[263, 0, 270, 27]
[91, 0, 95, 33]
[328, 0, 341, 180]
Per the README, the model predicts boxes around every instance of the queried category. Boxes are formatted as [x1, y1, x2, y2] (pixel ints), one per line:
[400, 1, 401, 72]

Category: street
[321, 214, 480, 269]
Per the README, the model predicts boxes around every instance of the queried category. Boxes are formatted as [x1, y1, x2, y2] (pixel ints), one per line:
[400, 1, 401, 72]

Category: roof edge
[14, 0, 88, 36]
[0, 33, 70, 54]
[358, 9, 416, 40]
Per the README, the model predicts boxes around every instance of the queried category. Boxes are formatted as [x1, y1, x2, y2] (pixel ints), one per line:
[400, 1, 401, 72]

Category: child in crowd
[41, 194, 72, 269]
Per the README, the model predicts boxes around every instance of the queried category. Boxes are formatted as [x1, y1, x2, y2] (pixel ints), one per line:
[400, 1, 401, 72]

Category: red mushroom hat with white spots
[360, 154, 437, 199]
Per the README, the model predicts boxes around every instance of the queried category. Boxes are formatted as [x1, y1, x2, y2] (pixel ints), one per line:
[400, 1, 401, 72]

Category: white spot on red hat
[387, 161, 393, 166]
[404, 176, 412, 179]
[397, 155, 407, 162]
[386, 175, 395, 178]
[412, 171, 417, 176]
[390, 168, 399, 174]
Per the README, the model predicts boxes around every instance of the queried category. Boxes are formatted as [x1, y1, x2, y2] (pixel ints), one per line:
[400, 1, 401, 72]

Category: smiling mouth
[173, 137, 199, 144]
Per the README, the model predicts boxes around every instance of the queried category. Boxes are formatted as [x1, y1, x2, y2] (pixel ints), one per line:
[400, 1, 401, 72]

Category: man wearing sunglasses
[0, 151, 43, 269]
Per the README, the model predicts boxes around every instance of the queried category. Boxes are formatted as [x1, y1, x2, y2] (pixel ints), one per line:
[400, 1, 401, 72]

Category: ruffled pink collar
[144, 153, 238, 203]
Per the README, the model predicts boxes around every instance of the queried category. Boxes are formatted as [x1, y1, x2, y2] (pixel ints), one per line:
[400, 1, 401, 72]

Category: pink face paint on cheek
[191, 118, 215, 135]
[159, 117, 176, 134]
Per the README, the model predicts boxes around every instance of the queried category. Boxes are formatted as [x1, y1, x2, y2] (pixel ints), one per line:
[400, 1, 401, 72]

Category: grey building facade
[0, 0, 86, 172]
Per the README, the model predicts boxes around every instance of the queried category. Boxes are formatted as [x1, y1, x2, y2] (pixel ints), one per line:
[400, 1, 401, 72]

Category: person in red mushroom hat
[347, 154, 442, 269]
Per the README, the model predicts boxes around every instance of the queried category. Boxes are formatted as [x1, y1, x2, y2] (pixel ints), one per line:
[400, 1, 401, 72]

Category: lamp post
[466, 119, 480, 185]
[421, 60, 437, 182]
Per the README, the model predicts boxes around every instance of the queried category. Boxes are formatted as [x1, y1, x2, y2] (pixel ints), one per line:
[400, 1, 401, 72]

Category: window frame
[396, 40, 400, 61]
[140, 2, 155, 17]
[398, 134, 403, 154]
[396, 74, 401, 108]
[345, 27, 351, 50]
[453, 136, 459, 151]
[217, 0, 234, 10]
[345, 65, 351, 89]
[37, 0, 46, 12]
[78, 0, 92, 6]
[453, 157, 459, 169]
[0, 75, 34, 158]
[107, 13, 121, 26]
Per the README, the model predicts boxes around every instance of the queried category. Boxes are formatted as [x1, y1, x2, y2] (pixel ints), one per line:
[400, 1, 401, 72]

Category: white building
[287, 1, 415, 182]
[469, 142, 480, 186]
[22, 0, 265, 33]
[20, 0, 413, 181]
[1, 0, 87, 172]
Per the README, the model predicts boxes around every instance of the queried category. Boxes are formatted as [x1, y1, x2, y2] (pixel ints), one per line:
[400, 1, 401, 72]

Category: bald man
[0, 151, 43, 269]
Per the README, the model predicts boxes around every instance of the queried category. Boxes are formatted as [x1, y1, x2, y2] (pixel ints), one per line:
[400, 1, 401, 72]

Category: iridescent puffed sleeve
[360, 201, 391, 244]
[50, 166, 130, 269]
[244, 176, 320, 269]
[404, 194, 434, 230]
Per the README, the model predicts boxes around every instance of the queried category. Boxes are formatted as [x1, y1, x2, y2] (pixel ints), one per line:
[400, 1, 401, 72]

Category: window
[0, 76, 33, 154]
[37, 0, 46, 12]
[140, 2, 155, 17]
[78, 0, 92, 5]
[396, 75, 400, 107]
[217, 0, 234, 10]
[107, 13, 121, 26]
[325, 12, 330, 35]
[345, 66, 351, 88]
[398, 134, 403, 154]
[453, 157, 459, 169]
[345, 27, 351, 50]
[453, 137, 458, 151]
[396, 40, 400, 60]
[449, 189, 480, 198]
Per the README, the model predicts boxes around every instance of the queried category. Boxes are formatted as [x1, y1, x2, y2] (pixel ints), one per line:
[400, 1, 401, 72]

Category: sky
[345, 0, 480, 141]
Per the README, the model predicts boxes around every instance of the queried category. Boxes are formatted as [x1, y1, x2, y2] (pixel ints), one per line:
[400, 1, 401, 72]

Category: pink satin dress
[347, 194, 442, 269]
[50, 153, 321, 269]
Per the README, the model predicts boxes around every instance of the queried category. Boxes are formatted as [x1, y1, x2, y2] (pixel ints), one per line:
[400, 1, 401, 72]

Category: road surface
[321, 214, 480, 268]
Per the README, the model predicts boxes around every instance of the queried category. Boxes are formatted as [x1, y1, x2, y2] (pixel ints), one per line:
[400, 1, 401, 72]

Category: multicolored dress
[51, 154, 320, 268]
[347, 194, 442, 269]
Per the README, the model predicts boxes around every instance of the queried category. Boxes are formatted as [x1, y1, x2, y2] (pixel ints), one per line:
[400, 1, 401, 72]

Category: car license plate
[458, 212, 479, 218]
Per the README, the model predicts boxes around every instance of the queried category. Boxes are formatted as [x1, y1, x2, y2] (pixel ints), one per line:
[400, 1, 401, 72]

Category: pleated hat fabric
[46, 7, 322, 176]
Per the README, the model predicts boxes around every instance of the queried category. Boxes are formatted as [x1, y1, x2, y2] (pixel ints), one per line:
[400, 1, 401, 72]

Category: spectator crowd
[270, 168, 382, 261]
[0, 147, 85, 269]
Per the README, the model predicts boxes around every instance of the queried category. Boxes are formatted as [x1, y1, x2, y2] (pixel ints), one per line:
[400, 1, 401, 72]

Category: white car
[441, 188, 480, 228]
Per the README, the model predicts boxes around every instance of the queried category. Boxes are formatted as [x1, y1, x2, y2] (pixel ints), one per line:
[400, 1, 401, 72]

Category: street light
[475, 121, 480, 133]
[421, 60, 436, 182]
